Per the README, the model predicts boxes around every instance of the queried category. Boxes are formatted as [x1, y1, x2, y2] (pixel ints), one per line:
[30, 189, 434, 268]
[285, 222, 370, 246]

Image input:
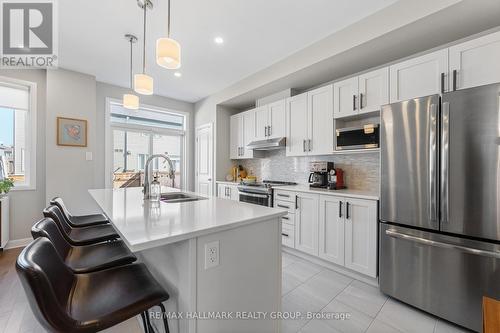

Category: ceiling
[59, 0, 398, 103]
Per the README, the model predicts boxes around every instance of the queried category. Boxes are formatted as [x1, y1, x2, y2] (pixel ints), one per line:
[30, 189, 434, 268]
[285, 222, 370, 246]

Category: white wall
[46, 69, 98, 214]
[0, 69, 46, 240]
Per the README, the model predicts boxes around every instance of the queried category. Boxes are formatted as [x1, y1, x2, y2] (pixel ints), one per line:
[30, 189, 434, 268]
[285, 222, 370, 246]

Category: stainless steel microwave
[335, 124, 379, 150]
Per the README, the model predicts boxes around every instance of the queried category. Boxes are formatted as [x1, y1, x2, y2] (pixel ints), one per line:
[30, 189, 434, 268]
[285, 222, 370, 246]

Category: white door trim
[195, 122, 214, 195]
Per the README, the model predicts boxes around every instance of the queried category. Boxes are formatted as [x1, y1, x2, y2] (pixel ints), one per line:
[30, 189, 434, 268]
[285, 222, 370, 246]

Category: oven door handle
[239, 192, 269, 199]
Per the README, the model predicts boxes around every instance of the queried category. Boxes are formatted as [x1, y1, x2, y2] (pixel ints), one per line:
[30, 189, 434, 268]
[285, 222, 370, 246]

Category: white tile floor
[281, 252, 473, 333]
[0, 249, 473, 333]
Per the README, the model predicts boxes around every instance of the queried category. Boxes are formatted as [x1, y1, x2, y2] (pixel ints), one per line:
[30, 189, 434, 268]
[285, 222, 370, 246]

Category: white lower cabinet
[295, 192, 319, 256]
[318, 195, 345, 266]
[344, 198, 378, 278]
[278, 190, 378, 278]
[217, 183, 239, 201]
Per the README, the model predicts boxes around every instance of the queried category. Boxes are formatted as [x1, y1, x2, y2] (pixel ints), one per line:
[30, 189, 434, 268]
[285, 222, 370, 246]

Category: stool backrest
[43, 205, 72, 237]
[31, 218, 71, 258]
[16, 238, 75, 331]
[50, 197, 73, 219]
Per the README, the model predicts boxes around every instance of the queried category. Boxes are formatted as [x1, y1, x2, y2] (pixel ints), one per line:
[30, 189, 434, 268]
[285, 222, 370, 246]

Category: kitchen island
[89, 187, 286, 333]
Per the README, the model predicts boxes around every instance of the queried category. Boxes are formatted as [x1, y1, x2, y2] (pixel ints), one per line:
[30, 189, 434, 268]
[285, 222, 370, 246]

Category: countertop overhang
[89, 187, 287, 252]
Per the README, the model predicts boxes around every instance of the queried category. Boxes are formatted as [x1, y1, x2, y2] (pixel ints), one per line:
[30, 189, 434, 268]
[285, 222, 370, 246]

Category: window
[106, 101, 187, 190]
[0, 79, 36, 189]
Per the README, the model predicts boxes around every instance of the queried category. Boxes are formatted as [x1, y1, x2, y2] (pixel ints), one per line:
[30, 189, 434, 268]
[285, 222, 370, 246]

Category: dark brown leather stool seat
[31, 218, 136, 273]
[16, 238, 170, 333]
[43, 205, 119, 246]
[50, 197, 109, 227]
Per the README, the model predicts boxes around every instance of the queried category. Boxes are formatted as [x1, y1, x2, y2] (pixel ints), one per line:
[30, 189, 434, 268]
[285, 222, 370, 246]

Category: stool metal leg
[158, 303, 170, 333]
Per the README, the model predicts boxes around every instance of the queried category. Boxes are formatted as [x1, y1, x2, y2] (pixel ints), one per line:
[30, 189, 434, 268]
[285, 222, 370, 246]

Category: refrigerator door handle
[385, 229, 500, 259]
[429, 104, 438, 222]
[441, 102, 450, 224]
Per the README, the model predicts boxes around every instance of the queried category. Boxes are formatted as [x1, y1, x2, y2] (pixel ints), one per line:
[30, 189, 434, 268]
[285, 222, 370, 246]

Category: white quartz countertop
[273, 185, 379, 200]
[89, 187, 287, 252]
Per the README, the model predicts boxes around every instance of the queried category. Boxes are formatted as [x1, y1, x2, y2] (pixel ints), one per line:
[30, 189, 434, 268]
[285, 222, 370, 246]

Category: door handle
[303, 140, 306, 152]
[282, 216, 289, 220]
[429, 104, 438, 222]
[281, 233, 289, 237]
[295, 195, 299, 209]
[385, 229, 500, 259]
[268, 126, 272, 137]
[264, 126, 268, 137]
[440, 73, 445, 94]
[346, 202, 350, 219]
[308, 139, 312, 152]
[352, 95, 357, 111]
[339, 201, 343, 218]
[441, 102, 450, 224]
[452, 70, 458, 91]
[359, 93, 364, 109]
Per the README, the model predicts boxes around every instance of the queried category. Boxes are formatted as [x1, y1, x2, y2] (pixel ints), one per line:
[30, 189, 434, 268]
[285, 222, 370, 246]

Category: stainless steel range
[238, 180, 297, 207]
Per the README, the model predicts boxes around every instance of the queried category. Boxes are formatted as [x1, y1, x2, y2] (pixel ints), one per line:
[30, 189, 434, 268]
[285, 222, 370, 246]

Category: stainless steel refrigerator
[379, 83, 500, 332]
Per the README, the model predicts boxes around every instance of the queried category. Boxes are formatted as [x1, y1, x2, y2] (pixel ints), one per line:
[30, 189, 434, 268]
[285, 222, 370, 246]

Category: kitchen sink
[160, 192, 207, 203]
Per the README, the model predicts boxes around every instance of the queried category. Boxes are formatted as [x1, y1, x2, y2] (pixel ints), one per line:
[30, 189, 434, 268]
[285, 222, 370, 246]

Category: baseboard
[4, 237, 31, 250]
[282, 246, 379, 287]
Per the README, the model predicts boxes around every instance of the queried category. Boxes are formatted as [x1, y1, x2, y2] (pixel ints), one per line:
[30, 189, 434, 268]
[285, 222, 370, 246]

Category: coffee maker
[308, 161, 333, 188]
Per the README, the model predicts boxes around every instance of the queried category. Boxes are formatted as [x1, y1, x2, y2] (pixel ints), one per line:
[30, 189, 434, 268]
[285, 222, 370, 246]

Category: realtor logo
[1, 0, 58, 67]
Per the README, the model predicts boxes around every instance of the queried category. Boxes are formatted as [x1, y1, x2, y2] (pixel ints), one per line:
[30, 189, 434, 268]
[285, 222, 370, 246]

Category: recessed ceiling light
[214, 37, 224, 45]
[174, 72, 182, 77]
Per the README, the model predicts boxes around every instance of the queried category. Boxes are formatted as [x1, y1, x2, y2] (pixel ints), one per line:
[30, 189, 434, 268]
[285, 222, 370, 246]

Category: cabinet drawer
[281, 224, 295, 248]
[274, 200, 295, 214]
[281, 213, 295, 227]
[274, 190, 295, 203]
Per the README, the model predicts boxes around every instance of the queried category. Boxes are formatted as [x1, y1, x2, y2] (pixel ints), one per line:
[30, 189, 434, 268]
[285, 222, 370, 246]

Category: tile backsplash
[233, 149, 380, 192]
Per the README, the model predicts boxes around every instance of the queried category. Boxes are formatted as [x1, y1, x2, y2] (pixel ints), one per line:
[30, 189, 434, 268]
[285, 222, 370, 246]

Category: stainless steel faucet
[143, 154, 176, 199]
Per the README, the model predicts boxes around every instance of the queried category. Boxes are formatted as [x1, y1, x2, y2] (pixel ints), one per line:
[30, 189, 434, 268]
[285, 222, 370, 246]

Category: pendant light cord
[129, 38, 133, 88]
[167, 0, 171, 37]
[142, 3, 147, 74]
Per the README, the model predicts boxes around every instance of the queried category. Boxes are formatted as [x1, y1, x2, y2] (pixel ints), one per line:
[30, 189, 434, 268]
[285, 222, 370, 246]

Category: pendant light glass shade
[123, 94, 139, 110]
[156, 37, 181, 69]
[134, 73, 154, 95]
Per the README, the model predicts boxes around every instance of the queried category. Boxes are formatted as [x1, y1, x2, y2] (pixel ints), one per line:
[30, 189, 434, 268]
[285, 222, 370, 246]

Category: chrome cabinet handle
[268, 126, 272, 136]
[452, 70, 458, 91]
[441, 102, 450, 224]
[277, 193, 290, 198]
[429, 104, 438, 222]
[385, 229, 500, 259]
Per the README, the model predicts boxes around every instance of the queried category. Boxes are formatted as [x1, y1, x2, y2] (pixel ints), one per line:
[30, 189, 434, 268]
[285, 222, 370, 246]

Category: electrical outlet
[204, 241, 219, 269]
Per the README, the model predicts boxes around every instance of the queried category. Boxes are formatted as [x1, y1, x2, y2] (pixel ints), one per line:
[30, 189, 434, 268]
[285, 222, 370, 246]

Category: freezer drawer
[379, 223, 500, 332]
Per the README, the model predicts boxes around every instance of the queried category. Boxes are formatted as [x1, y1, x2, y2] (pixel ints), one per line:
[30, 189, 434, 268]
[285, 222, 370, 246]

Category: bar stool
[43, 205, 119, 246]
[31, 218, 137, 274]
[50, 197, 109, 227]
[16, 238, 170, 332]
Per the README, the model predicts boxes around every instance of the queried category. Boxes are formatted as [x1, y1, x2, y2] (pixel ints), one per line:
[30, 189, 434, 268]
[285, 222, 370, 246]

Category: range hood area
[246, 137, 286, 150]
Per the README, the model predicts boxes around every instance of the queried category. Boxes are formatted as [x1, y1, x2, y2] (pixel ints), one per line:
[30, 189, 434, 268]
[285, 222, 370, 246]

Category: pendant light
[134, 0, 154, 95]
[123, 34, 139, 110]
[156, 0, 181, 69]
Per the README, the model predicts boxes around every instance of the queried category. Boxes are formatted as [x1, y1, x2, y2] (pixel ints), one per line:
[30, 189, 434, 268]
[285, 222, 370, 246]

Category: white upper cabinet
[295, 192, 319, 256]
[229, 111, 255, 160]
[358, 67, 389, 114]
[449, 30, 500, 91]
[286, 86, 334, 157]
[286, 93, 309, 157]
[319, 195, 344, 266]
[344, 198, 378, 278]
[241, 110, 255, 159]
[254, 106, 268, 141]
[333, 77, 358, 119]
[268, 100, 286, 139]
[308, 85, 334, 155]
[390, 49, 448, 103]
[334, 68, 389, 118]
